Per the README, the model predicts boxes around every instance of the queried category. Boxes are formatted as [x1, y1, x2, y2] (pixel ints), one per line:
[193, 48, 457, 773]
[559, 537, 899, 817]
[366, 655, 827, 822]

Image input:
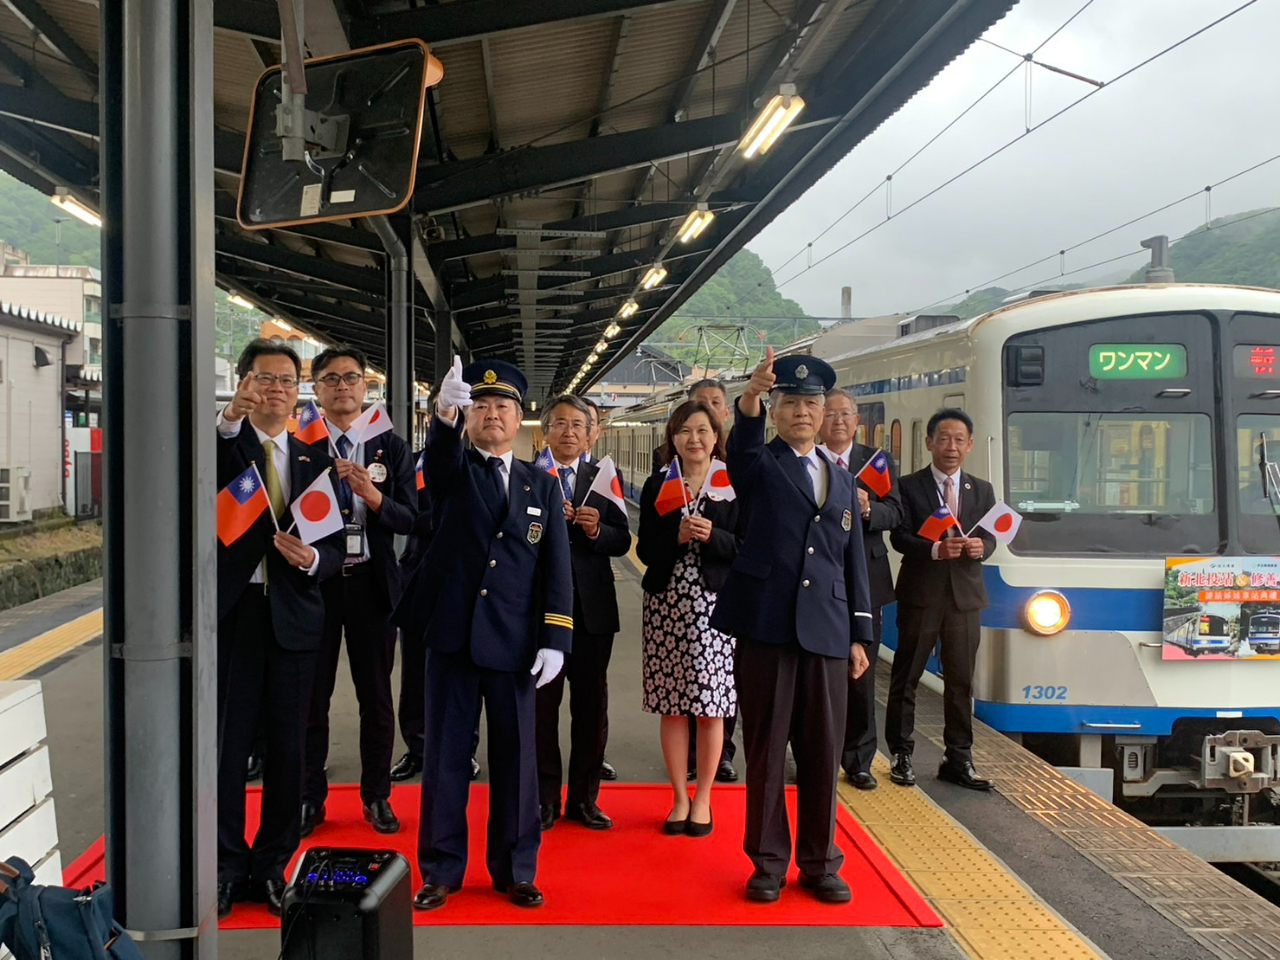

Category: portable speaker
[279, 847, 412, 960]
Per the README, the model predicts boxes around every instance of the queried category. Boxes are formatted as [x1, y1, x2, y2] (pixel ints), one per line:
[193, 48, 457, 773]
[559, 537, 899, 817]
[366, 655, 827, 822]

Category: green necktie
[263, 439, 285, 519]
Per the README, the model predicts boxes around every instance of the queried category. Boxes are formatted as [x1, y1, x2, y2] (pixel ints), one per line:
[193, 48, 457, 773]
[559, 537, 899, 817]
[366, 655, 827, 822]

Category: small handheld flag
[290, 468, 344, 545]
[586, 455, 628, 515]
[855, 450, 892, 498]
[415, 452, 426, 491]
[352, 401, 393, 444]
[533, 446, 559, 480]
[295, 400, 328, 446]
[698, 459, 736, 502]
[217, 465, 271, 546]
[917, 505, 959, 542]
[654, 459, 688, 517]
[970, 502, 1022, 543]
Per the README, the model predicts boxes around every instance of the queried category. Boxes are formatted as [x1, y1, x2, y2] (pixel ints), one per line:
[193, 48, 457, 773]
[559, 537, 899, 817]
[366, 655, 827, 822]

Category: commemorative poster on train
[1163, 557, 1280, 660]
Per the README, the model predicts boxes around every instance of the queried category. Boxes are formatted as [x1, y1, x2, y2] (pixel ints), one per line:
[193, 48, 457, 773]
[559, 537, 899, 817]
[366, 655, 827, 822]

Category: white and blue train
[599, 283, 1280, 850]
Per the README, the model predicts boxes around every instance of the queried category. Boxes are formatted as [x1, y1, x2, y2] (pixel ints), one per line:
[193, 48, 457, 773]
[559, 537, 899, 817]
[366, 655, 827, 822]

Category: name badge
[842, 510, 853, 531]
[344, 522, 366, 558]
[527, 506, 542, 516]
[367, 462, 388, 483]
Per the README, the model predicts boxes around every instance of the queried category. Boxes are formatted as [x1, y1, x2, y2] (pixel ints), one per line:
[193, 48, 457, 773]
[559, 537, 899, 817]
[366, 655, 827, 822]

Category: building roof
[0, 0, 1015, 404]
[600, 342, 691, 386]
[0, 301, 79, 335]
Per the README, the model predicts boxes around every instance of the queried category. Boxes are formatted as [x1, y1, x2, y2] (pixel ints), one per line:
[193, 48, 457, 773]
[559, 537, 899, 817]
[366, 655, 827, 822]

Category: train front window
[1007, 412, 1217, 555]
[1235, 415, 1280, 554]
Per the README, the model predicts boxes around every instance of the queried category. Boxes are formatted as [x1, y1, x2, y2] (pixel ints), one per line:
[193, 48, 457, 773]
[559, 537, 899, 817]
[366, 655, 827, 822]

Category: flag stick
[674, 455, 692, 517]
[251, 463, 280, 533]
[986, 435, 994, 487]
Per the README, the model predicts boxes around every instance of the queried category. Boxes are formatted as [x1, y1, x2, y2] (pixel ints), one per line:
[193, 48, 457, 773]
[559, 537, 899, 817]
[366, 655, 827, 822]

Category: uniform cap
[772, 354, 836, 395]
[463, 359, 527, 403]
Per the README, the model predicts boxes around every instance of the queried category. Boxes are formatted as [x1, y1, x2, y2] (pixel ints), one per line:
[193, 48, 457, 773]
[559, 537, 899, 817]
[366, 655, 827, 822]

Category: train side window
[911, 419, 924, 471]
[890, 419, 902, 464]
[856, 402, 885, 448]
[943, 393, 965, 410]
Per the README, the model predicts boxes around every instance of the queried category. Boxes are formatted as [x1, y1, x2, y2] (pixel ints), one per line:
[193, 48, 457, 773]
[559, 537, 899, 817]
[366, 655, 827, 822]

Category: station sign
[1088, 343, 1187, 380]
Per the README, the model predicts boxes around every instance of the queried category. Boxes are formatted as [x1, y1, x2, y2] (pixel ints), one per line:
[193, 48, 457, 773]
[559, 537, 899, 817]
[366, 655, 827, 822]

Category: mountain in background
[0, 172, 100, 268]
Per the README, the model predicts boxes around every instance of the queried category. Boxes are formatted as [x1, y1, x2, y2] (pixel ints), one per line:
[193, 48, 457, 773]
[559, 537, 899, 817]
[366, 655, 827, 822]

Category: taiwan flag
[973, 502, 1022, 544]
[295, 400, 328, 446]
[586, 455, 627, 515]
[352, 402, 393, 444]
[855, 450, 892, 498]
[653, 459, 689, 517]
[698, 459, 735, 502]
[289, 468, 344, 545]
[533, 446, 559, 480]
[415, 452, 426, 491]
[917, 505, 959, 542]
[217, 465, 270, 546]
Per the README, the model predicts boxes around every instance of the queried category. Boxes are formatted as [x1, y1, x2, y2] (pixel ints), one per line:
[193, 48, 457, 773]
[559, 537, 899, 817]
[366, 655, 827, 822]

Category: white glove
[530, 648, 565, 688]
[437, 354, 473, 411]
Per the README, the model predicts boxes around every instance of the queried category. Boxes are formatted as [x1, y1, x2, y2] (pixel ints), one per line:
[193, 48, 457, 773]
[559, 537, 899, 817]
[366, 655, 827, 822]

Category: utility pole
[52, 216, 69, 277]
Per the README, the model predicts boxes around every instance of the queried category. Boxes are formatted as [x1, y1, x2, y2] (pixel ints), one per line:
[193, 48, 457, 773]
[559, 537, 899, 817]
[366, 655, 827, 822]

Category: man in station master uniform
[395, 356, 573, 911]
[711, 349, 874, 905]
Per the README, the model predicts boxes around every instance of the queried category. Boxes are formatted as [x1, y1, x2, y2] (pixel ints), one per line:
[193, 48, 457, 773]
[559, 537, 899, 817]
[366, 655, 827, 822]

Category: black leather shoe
[470, 756, 481, 781]
[299, 802, 326, 838]
[540, 804, 559, 831]
[685, 811, 713, 838]
[564, 801, 613, 830]
[715, 760, 738, 783]
[745, 870, 786, 903]
[363, 798, 400, 834]
[938, 759, 994, 791]
[600, 759, 618, 781]
[799, 872, 852, 903]
[847, 770, 878, 790]
[216, 882, 237, 920]
[503, 882, 545, 908]
[263, 879, 287, 917]
[413, 883, 458, 911]
[245, 753, 263, 783]
[889, 752, 915, 786]
[389, 752, 422, 782]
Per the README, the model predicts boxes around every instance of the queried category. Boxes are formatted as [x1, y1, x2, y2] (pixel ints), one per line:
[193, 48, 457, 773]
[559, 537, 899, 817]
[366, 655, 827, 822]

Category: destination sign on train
[1234, 344, 1280, 378]
[1088, 343, 1187, 380]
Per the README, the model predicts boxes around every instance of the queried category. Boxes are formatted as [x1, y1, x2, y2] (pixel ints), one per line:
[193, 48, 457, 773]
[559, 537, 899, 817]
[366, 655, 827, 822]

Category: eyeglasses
[316, 372, 366, 387]
[549, 419, 589, 432]
[253, 373, 299, 388]
[823, 411, 855, 421]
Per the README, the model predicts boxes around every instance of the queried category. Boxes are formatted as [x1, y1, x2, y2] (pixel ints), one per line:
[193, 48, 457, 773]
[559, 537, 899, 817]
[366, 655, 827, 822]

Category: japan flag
[973, 502, 1022, 544]
[289, 468, 344, 545]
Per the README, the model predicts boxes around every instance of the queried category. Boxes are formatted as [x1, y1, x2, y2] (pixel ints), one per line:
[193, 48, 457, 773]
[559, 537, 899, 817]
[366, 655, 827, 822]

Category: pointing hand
[745, 346, 777, 399]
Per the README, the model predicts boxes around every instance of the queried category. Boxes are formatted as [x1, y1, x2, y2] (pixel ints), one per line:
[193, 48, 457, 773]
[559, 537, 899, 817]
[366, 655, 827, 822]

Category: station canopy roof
[0, 0, 1014, 404]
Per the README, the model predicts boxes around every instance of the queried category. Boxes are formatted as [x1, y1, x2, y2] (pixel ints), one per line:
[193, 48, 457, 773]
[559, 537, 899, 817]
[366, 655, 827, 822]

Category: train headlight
[1024, 590, 1070, 636]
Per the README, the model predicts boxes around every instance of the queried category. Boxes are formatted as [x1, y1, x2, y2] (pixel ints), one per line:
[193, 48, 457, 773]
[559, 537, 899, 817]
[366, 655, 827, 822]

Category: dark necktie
[560, 465, 575, 503]
[801, 455, 817, 501]
[335, 435, 355, 516]
[487, 456, 507, 508]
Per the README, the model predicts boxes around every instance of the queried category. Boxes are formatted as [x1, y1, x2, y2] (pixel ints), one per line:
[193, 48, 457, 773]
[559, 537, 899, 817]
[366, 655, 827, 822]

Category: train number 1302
[1022, 685, 1068, 701]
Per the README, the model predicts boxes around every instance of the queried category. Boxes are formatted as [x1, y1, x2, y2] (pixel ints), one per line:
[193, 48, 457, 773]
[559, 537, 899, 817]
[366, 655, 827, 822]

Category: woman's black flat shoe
[685, 812, 713, 838]
[663, 810, 690, 835]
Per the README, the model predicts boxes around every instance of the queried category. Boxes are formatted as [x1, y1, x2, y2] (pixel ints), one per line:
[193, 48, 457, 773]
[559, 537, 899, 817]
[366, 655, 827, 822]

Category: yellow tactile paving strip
[0, 610, 103, 681]
[839, 754, 1105, 960]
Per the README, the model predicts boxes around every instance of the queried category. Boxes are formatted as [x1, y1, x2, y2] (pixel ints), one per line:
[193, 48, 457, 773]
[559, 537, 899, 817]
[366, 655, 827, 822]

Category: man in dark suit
[215, 340, 344, 920]
[395, 357, 573, 911]
[818, 388, 903, 791]
[886, 407, 996, 792]
[301, 347, 417, 837]
[536, 395, 632, 831]
[711, 350, 874, 905]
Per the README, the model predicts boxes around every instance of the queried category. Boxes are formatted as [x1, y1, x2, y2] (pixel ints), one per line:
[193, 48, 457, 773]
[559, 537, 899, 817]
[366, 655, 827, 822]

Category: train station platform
[5, 550, 1280, 960]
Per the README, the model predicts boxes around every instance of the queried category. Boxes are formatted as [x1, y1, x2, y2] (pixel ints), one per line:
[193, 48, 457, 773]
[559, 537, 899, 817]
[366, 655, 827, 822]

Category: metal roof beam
[218, 233, 385, 294]
[350, 0, 688, 49]
[0, 0, 97, 83]
[215, 255, 387, 309]
[214, 193, 384, 252]
[414, 112, 744, 215]
[667, 0, 737, 121]
[214, 0, 282, 41]
[449, 244, 664, 311]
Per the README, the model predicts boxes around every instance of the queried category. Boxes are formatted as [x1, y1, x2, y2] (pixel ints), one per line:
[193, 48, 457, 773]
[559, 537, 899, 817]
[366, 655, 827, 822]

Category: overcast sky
[747, 0, 1280, 318]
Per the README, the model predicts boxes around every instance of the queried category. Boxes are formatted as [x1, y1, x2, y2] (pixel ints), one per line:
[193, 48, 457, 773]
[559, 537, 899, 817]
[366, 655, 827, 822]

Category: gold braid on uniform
[544, 613, 574, 630]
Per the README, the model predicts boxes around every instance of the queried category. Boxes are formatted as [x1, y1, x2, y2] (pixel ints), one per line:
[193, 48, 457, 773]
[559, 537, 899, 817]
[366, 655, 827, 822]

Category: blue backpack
[0, 857, 143, 960]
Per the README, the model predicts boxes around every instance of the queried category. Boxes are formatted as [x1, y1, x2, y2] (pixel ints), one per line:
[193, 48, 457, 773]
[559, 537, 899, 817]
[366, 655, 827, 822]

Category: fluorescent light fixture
[227, 294, 254, 309]
[604, 322, 622, 338]
[595, 340, 608, 353]
[741, 84, 806, 159]
[274, 319, 293, 332]
[618, 300, 639, 319]
[50, 188, 102, 228]
[641, 265, 667, 290]
[678, 204, 715, 243]
[584, 356, 595, 368]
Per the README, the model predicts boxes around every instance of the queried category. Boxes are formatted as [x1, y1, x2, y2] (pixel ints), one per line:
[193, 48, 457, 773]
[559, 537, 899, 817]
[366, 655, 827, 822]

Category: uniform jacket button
[814, 515, 821, 522]
[489, 559, 497, 567]
[480, 588, 488, 597]
[807, 547, 815, 554]
[496, 531, 504, 539]
[802, 579, 810, 587]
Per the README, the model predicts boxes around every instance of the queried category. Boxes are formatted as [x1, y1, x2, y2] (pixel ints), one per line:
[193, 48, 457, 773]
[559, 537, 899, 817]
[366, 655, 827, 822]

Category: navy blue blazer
[394, 416, 574, 672]
[309, 428, 418, 612]
[709, 402, 874, 656]
[564, 458, 632, 636]
[216, 422, 345, 649]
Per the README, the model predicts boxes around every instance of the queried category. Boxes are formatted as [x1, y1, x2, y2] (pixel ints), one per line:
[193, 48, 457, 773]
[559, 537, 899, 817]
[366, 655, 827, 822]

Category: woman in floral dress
[638, 400, 740, 836]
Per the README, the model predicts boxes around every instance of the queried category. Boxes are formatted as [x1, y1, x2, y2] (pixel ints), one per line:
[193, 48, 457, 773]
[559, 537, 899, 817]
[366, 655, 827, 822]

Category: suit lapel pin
[964, 482, 971, 490]
[298, 455, 311, 463]
[523, 484, 531, 492]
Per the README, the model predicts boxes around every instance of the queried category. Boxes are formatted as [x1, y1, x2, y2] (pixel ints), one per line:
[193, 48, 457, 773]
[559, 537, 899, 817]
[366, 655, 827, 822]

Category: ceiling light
[227, 294, 254, 310]
[741, 84, 806, 159]
[678, 205, 715, 243]
[50, 188, 102, 228]
[595, 340, 608, 352]
[274, 319, 292, 332]
[584, 356, 595, 368]
[618, 300, 639, 319]
[604, 322, 622, 338]
[641, 265, 667, 290]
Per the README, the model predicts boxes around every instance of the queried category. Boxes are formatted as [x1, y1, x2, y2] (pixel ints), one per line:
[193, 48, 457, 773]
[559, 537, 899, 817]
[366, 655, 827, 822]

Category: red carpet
[64, 783, 938, 928]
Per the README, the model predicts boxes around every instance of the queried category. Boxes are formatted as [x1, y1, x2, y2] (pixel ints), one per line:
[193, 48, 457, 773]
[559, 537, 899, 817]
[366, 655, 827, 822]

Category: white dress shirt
[788, 443, 828, 507]
[818, 442, 855, 471]
[216, 408, 321, 577]
[929, 463, 962, 560]
[329, 423, 371, 564]
[474, 445, 514, 497]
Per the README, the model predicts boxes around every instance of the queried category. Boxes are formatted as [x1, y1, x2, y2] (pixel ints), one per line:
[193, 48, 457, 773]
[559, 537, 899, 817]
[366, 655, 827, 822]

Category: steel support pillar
[101, 0, 217, 955]
[371, 214, 413, 441]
